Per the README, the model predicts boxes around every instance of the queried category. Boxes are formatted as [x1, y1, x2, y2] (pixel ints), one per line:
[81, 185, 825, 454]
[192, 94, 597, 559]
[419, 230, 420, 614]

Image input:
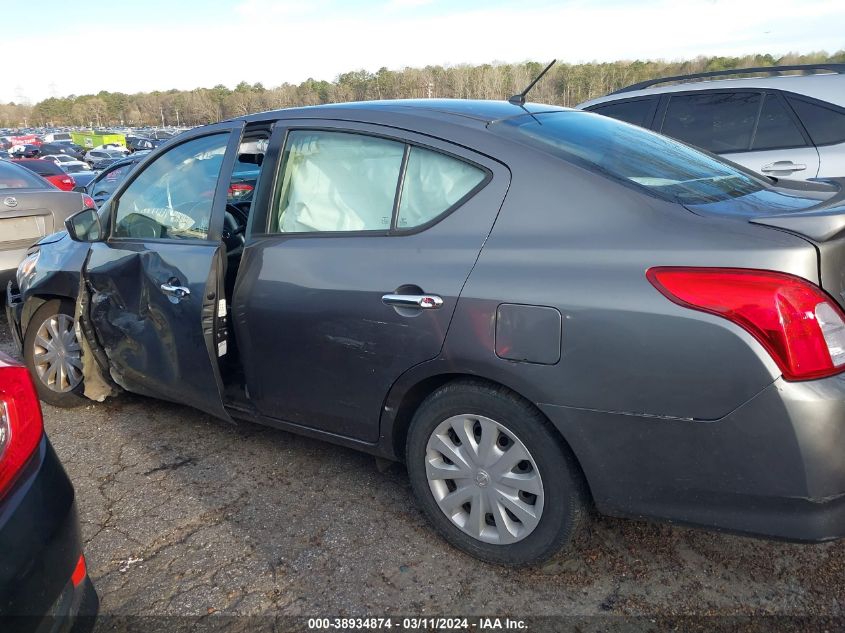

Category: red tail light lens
[647, 267, 845, 381]
[0, 362, 44, 499]
[228, 183, 253, 199]
[82, 194, 96, 209]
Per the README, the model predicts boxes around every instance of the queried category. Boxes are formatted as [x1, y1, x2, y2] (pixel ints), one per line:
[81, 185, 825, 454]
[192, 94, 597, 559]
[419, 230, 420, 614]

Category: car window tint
[493, 111, 769, 205]
[397, 147, 485, 230]
[113, 134, 227, 240]
[588, 99, 657, 128]
[787, 97, 845, 146]
[274, 131, 403, 233]
[751, 95, 807, 150]
[0, 161, 48, 189]
[661, 92, 761, 153]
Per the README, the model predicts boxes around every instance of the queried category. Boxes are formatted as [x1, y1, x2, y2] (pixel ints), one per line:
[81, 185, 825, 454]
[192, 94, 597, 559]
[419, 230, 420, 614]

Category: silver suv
[578, 64, 845, 180]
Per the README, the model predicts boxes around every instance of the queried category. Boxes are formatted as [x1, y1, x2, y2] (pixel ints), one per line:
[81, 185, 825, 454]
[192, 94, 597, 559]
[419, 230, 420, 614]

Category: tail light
[228, 183, 253, 199]
[0, 362, 44, 500]
[81, 194, 96, 208]
[647, 267, 845, 381]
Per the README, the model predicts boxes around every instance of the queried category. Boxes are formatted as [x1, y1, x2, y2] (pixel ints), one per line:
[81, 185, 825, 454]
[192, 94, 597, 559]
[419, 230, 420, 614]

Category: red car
[12, 158, 76, 191]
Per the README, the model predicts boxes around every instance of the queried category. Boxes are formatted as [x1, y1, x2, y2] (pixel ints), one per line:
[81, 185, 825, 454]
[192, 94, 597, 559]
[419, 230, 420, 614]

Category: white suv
[577, 64, 845, 180]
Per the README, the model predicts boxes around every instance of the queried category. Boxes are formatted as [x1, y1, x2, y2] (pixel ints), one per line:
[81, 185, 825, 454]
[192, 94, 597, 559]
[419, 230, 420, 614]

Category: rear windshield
[0, 161, 49, 189]
[491, 111, 769, 205]
[17, 160, 62, 176]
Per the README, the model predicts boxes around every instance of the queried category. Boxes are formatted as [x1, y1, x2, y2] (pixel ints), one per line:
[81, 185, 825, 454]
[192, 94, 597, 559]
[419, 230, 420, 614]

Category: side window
[751, 94, 807, 150]
[113, 133, 228, 240]
[661, 92, 761, 153]
[274, 131, 404, 233]
[397, 146, 485, 230]
[588, 98, 658, 128]
[787, 97, 845, 146]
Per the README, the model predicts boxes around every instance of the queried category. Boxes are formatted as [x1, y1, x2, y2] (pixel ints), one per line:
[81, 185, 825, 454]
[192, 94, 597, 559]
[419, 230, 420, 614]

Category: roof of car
[237, 99, 569, 125]
[578, 72, 845, 109]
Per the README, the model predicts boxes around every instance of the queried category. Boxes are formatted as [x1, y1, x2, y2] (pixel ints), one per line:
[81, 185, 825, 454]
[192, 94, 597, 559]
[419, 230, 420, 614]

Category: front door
[84, 124, 243, 419]
[234, 122, 510, 442]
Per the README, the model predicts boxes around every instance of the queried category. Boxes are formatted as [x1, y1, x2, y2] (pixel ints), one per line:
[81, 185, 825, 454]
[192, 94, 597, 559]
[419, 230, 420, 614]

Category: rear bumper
[0, 246, 26, 281]
[542, 373, 845, 542]
[0, 437, 98, 630]
[5, 280, 24, 352]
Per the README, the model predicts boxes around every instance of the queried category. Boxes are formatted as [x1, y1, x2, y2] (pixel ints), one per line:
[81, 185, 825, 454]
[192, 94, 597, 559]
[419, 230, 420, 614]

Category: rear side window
[275, 131, 404, 232]
[273, 130, 486, 234]
[752, 94, 807, 150]
[0, 161, 49, 189]
[588, 98, 658, 128]
[787, 97, 845, 146]
[661, 92, 760, 153]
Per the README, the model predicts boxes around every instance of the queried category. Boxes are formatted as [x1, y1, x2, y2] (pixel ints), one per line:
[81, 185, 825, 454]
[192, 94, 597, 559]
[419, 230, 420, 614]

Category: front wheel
[23, 299, 87, 407]
[406, 380, 588, 566]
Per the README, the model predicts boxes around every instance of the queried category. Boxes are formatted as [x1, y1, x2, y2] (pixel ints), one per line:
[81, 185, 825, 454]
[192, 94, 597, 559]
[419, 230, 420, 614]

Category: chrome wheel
[425, 414, 544, 545]
[32, 313, 82, 393]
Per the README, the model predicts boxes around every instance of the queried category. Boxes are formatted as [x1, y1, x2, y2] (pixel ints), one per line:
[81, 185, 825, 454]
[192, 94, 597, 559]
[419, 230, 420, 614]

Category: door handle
[160, 283, 191, 299]
[761, 161, 807, 173]
[382, 294, 443, 309]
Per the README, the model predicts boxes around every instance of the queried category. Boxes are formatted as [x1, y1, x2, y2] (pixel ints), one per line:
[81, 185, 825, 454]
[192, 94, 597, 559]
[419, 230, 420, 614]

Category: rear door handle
[160, 283, 191, 299]
[761, 161, 807, 173]
[382, 294, 443, 309]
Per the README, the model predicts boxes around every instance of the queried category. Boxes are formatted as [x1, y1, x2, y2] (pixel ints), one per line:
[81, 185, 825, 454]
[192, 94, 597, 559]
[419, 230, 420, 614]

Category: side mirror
[65, 208, 104, 242]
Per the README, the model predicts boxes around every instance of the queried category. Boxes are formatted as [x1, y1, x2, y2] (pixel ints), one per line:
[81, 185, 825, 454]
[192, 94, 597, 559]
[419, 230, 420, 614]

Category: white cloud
[3, 0, 843, 103]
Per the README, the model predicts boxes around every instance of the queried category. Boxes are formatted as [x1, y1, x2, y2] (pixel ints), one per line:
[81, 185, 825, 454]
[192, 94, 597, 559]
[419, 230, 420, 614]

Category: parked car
[8, 100, 845, 565]
[39, 142, 85, 161]
[125, 135, 154, 152]
[80, 154, 146, 207]
[10, 144, 41, 158]
[13, 159, 76, 191]
[64, 164, 97, 190]
[0, 159, 93, 282]
[577, 63, 845, 180]
[83, 149, 126, 168]
[0, 351, 98, 627]
[41, 154, 91, 172]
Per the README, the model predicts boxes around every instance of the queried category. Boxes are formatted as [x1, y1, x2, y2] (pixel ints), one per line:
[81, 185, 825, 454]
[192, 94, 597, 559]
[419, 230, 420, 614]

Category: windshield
[491, 111, 772, 205]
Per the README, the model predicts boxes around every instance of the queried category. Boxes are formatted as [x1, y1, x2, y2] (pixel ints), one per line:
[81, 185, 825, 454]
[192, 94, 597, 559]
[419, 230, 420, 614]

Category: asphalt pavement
[1, 318, 843, 626]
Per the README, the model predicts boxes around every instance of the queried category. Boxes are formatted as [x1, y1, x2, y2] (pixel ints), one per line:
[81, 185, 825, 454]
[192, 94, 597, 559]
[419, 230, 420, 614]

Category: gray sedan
[7, 100, 845, 565]
[0, 160, 89, 282]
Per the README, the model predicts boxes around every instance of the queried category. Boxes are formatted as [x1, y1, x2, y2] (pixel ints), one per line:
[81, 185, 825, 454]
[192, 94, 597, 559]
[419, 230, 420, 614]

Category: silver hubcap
[425, 414, 544, 545]
[33, 313, 83, 393]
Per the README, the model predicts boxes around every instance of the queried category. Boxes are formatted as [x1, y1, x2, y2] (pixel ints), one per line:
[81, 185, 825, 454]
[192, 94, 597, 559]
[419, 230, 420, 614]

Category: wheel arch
[383, 370, 595, 505]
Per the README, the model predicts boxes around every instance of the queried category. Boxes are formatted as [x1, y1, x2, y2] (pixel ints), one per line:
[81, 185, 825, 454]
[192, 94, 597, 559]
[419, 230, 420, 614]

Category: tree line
[2, 51, 843, 129]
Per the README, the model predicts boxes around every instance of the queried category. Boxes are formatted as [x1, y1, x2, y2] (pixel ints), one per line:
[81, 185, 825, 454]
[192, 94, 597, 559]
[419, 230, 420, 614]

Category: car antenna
[508, 60, 557, 106]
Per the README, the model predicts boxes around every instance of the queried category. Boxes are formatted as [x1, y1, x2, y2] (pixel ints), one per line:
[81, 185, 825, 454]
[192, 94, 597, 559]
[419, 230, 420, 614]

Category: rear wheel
[23, 299, 87, 407]
[406, 380, 587, 566]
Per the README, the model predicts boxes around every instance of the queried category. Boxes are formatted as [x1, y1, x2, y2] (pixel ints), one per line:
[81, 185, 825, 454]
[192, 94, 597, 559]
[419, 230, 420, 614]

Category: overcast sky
[4, 0, 844, 103]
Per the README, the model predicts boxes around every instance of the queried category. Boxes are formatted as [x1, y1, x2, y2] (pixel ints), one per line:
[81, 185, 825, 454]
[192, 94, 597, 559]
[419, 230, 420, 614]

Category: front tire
[406, 380, 587, 566]
[23, 299, 87, 407]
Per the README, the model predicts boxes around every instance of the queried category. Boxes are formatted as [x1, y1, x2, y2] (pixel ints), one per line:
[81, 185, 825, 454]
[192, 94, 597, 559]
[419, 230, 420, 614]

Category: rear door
[84, 122, 244, 419]
[658, 90, 821, 180]
[234, 121, 510, 442]
[785, 94, 845, 179]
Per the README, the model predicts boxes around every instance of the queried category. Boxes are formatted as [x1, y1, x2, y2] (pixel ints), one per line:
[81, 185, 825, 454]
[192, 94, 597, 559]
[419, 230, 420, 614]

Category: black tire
[23, 299, 87, 408]
[406, 379, 588, 566]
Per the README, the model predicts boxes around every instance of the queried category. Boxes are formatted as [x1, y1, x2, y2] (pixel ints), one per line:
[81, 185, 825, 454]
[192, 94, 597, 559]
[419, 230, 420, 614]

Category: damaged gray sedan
[7, 100, 845, 565]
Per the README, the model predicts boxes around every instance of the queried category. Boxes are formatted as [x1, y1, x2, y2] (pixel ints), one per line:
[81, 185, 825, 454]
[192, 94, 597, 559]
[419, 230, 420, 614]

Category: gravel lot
[1, 318, 843, 627]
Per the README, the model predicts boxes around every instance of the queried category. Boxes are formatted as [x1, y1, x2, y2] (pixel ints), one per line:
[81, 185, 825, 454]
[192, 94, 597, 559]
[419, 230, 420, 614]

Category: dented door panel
[85, 240, 229, 419]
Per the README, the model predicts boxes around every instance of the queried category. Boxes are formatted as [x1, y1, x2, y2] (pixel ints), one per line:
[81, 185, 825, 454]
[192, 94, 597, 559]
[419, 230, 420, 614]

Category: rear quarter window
[787, 97, 845, 146]
[587, 98, 658, 128]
